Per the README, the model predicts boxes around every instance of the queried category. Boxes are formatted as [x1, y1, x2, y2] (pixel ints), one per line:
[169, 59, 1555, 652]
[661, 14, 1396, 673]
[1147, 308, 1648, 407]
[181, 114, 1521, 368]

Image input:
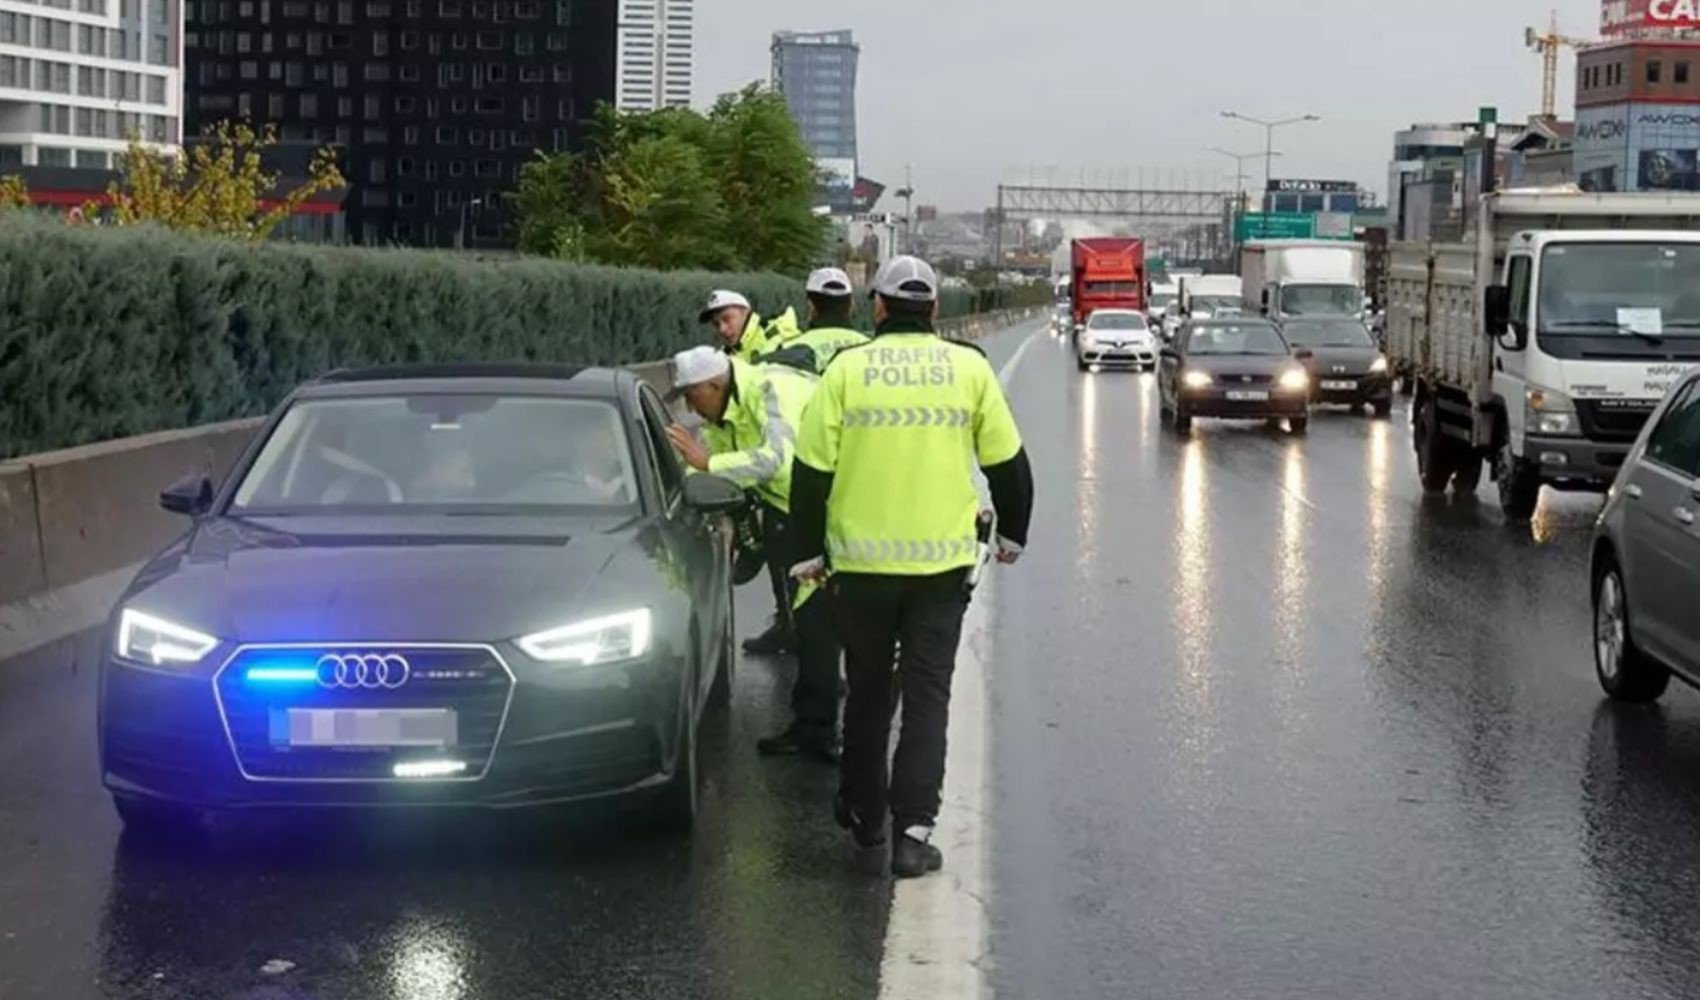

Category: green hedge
[0, 215, 805, 458]
[0, 216, 1043, 459]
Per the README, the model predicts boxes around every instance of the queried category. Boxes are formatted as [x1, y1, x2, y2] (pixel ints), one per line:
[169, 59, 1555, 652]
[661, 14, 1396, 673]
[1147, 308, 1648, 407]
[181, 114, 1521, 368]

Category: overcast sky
[695, 0, 1600, 212]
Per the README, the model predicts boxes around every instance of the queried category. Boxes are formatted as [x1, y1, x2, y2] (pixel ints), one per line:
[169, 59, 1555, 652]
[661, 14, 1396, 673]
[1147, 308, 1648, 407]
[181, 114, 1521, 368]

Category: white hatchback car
[1076, 309, 1158, 372]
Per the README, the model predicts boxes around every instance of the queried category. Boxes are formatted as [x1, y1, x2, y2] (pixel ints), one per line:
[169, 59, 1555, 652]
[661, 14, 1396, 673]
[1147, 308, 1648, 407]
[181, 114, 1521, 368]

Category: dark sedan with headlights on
[1279, 317, 1393, 417]
[99, 364, 744, 836]
[1158, 319, 1312, 435]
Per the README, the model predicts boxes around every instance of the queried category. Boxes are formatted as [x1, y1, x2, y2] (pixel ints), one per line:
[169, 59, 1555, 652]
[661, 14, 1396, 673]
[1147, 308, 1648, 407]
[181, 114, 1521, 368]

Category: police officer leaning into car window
[789, 255, 1035, 879]
[665, 347, 843, 762]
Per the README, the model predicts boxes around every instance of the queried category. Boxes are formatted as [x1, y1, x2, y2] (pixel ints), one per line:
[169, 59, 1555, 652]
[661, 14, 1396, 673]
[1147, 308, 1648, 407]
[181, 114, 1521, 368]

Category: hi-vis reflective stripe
[829, 536, 978, 563]
[842, 407, 971, 429]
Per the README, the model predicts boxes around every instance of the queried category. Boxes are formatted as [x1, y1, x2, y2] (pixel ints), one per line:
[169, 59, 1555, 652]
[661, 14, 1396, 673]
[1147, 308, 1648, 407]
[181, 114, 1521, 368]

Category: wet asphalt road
[0, 588, 887, 1000]
[8, 315, 1700, 1000]
[980, 324, 1700, 1000]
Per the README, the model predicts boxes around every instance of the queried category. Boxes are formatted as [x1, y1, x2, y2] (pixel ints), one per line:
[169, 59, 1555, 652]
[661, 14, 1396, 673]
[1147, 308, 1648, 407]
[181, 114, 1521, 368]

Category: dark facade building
[771, 29, 857, 213]
[184, 0, 617, 248]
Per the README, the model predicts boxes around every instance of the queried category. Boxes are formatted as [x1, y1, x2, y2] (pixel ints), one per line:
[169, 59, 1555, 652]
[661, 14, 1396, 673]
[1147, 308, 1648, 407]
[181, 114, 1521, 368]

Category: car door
[1159, 326, 1187, 409]
[637, 389, 727, 695]
[1621, 378, 1700, 667]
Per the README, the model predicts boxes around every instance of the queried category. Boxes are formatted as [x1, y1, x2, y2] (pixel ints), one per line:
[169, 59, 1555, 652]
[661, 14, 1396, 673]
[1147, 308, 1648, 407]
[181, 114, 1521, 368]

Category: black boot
[892, 830, 943, 879]
[834, 792, 887, 848]
[756, 727, 840, 763]
[742, 619, 796, 655]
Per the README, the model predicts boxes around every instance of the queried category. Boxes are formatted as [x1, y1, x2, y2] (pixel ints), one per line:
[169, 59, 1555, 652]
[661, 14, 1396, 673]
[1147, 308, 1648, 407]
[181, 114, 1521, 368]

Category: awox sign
[1603, 0, 1700, 34]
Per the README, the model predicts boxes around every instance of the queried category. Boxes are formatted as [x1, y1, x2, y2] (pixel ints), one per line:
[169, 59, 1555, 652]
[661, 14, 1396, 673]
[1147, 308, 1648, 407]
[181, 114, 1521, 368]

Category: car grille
[1215, 372, 1274, 386]
[214, 645, 513, 781]
[1577, 399, 1658, 443]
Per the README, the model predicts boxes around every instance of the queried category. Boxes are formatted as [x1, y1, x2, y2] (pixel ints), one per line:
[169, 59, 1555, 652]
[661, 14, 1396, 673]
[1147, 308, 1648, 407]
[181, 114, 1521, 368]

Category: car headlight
[1370, 355, 1389, 374]
[518, 608, 652, 665]
[116, 608, 219, 667]
[1278, 367, 1310, 392]
[1526, 386, 1580, 438]
[1182, 370, 1214, 389]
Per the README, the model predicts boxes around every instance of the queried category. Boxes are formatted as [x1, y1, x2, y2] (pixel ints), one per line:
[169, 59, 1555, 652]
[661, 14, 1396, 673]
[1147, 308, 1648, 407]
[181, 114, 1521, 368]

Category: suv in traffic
[1592, 367, 1700, 703]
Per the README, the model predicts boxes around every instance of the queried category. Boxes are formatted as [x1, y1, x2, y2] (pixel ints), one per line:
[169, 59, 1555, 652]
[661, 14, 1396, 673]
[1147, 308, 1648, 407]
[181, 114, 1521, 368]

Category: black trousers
[760, 504, 795, 635]
[761, 503, 840, 740]
[834, 569, 969, 829]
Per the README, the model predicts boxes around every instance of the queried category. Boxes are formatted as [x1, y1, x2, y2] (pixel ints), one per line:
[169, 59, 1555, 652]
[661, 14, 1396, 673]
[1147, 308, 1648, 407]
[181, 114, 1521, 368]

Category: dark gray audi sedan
[99, 364, 743, 836]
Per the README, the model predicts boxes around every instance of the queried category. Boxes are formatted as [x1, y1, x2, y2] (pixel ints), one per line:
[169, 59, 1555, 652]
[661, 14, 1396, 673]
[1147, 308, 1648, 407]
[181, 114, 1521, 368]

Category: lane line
[878, 324, 1041, 1000]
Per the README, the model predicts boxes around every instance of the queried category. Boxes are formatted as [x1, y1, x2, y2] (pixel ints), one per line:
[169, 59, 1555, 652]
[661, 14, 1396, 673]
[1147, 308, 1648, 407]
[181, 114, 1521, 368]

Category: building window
[476, 29, 501, 49]
[451, 95, 468, 113]
[398, 191, 416, 207]
[364, 63, 390, 81]
[400, 29, 419, 49]
[334, 62, 349, 86]
[467, 127, 484, 144]
[397, 156, 414, 175]
[488, 63, 507, 83]
[369, 157, 386, 182]
[366, 0, 389, 12]
[436, 125, 458, 143]
[400, 64, 419, 82]
[1679, 61, 1691, 85]
[552, 64, 571, 83]
[476, 96, 503, 114]
[373, 31, 388, 55]
[365, 93, 382, 119]
[514, 32, 532, 55]
[1649, 59, 1661, 85]
[268, 93, 285, 119]
[403, 124, 419, 143]
[300, 92, 318, 117]
[338, 96, 352, 117]
[307, 31, 323, 54]
[519, 65, 542, 83]
[286, 61, 303, 85]
[448, 160, 466, 177]
[39, 147, 73, 167]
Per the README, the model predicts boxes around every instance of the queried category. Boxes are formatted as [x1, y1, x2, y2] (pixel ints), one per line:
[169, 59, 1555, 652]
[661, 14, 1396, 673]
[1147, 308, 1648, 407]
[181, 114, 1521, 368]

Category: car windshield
[1282, 320, 1375, 348]
[1187, 324, 1288, 356]
[1149, 293, 1177, 310]
[1282, 285, 1362, 317]
[1540, 243, 1700, 336]
[230, 394, 640, 514]
[1089, 313, 1148, 331]
[1193, 296, 1244, 314]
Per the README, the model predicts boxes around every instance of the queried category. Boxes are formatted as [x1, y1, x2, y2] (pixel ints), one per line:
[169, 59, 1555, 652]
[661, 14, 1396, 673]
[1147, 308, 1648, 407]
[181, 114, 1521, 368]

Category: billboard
[817, 157, 856, 214]
[1267, 178, 1358, 194]
[1572, 101, 1700, 190]
[1602, 0, 1700, 35]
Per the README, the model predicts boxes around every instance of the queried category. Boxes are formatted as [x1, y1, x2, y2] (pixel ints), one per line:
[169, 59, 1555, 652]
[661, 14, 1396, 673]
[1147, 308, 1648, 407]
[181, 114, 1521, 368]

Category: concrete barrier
[0, 306, 1041, 652]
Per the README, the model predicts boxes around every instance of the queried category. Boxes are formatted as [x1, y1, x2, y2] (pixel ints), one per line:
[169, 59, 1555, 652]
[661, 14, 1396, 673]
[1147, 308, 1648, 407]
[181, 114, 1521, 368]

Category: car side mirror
[1292, 348, 1315, 361]
[159, 474, 213, 516]
[683, 473, 746, 515]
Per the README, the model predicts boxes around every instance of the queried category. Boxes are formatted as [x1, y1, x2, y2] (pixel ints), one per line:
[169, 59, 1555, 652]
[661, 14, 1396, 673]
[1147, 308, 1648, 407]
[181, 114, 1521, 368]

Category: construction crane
[1526, 10, 1590, 119]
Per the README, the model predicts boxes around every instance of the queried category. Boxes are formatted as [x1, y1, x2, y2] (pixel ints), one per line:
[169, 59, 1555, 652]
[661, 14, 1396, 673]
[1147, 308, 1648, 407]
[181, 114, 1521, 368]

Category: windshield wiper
[1547, 321, 1665, 345]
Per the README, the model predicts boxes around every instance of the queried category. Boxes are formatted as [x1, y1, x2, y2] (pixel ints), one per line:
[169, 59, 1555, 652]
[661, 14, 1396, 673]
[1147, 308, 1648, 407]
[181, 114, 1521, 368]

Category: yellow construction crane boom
[1526, 10, 1591, 119]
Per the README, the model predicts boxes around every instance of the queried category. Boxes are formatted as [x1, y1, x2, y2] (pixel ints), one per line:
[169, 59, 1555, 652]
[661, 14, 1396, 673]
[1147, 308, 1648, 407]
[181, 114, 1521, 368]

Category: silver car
[1592, 367, 1700, 703]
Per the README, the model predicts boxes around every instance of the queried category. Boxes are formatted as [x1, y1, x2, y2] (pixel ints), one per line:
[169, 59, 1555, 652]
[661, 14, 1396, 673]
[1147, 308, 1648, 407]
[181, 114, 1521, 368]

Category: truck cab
[1487, 230, 1700, 511]
[1242, 240, 1367, 323]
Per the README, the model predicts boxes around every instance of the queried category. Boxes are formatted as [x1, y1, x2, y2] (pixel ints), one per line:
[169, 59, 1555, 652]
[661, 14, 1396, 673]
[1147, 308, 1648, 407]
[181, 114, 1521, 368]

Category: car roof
[297, 363, 629, 399]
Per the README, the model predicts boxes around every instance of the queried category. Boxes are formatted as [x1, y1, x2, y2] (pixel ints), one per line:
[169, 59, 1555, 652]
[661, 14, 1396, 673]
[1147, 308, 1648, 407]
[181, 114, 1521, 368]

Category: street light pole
[1220, 111, 1321, 234]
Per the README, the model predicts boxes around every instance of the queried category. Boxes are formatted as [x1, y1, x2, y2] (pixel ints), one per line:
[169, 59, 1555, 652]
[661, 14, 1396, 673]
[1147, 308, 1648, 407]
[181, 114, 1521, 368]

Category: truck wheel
[1594, 561, 1670, 704]
[1452, 452, 1484, 494]
[1495, 443, 1542, 521]
[1414, 396, 1456, 493]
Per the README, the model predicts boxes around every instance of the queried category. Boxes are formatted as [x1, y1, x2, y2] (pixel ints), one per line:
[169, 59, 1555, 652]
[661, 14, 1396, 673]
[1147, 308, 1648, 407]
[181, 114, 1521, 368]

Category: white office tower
[0, 0, 183, 168]
[616, 0, 692, 112]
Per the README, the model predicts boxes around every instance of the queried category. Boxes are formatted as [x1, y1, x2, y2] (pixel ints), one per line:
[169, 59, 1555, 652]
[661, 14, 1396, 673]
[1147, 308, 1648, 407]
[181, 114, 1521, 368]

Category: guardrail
[0, 305, 1041, 659]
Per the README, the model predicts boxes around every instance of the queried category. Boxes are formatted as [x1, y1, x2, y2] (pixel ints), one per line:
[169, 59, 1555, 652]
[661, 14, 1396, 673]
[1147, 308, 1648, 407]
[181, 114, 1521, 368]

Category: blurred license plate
[1322, 379, 1356, 390]
[1227, 390, 1269, 402]
[274, 708, 457, 748]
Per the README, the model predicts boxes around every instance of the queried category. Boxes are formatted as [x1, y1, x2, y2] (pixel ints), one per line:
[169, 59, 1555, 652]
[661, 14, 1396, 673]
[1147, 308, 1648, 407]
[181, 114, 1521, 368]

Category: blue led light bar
[245, 667, 318, 684]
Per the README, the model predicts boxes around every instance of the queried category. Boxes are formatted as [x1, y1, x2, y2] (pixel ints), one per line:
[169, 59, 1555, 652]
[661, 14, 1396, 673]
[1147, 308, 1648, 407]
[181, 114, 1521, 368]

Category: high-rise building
[771, 29, 857, 212]
[0, 0, 184, 170]
[184, 0, 618, 248]
[615, 0, 691, 112]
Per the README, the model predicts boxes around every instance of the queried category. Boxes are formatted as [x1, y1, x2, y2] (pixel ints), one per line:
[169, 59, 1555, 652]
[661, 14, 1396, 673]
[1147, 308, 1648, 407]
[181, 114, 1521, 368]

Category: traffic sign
[1235, 213, 1315, 240]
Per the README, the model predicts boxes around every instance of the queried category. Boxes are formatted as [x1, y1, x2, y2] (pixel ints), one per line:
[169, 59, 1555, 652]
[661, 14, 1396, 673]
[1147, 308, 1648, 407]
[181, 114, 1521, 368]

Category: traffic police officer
[699, 290, 803, 365]
[765, 268, 871, 375]
[666, 347, 842, 761]
[789, 255, 1034, 878]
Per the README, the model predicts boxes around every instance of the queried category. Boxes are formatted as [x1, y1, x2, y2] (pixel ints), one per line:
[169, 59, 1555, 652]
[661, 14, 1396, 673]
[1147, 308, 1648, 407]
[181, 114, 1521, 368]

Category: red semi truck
[1070, 238, 1146, 329]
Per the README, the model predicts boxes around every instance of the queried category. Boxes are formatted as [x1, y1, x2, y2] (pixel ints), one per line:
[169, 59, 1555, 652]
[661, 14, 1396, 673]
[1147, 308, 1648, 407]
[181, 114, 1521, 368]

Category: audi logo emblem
[316, 652, 411, 690]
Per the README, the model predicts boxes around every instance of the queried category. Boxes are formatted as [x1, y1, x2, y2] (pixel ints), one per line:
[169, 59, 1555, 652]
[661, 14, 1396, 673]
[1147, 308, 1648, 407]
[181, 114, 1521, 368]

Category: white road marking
[878, 323, 1041, 1000]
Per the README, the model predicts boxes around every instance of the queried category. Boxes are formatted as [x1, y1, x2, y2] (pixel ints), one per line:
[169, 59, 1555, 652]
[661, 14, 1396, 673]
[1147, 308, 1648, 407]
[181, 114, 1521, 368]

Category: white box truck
[1388, 188, 1700, 520]
[1241, 240, 1367, 320]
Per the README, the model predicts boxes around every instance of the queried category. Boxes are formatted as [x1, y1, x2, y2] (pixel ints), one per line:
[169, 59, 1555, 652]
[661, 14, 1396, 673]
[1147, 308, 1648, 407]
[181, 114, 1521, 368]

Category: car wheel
[1172, 408, 1192, 435]
[113, 795, 204, 841]
[1414, 395, 1456, 494]
[650, 700, 699, 834]
[708, 599, 734, 711]
[1076, 356, 1090, 372]
[1372, 397, 1394, 419]
[1594, 561, 1670, 704]
[1289, 415, 1309, 435]
[1495, 442, 1542, 522]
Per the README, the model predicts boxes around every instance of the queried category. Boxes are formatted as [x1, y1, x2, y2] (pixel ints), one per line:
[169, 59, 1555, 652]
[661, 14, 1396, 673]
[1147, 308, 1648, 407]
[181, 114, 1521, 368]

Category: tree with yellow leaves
[104, 121, 344, 240]
[0, 174, 29, 209]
